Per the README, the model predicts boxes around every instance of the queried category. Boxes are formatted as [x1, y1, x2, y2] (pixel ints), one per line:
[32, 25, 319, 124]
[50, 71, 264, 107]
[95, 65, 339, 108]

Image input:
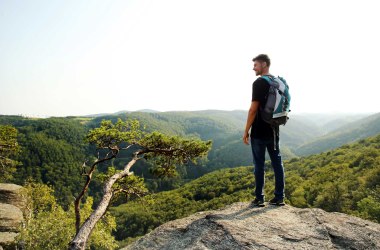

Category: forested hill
[0, 116, 87, 205]
[0, 111, 378, 205]
[86, 110, 378, 157]
[112, 134, 380, 246]
[0, 112, 253, 205]
[295, 112, 380, 156]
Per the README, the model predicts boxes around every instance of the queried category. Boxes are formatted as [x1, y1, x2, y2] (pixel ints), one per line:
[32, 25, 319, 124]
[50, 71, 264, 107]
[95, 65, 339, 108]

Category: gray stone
[0, 232, 18, 250]
[123, 202, 380, 250]
[0, 184, 25, 250]
[0, 203, 23, 233]
[0, 184, 25, 210]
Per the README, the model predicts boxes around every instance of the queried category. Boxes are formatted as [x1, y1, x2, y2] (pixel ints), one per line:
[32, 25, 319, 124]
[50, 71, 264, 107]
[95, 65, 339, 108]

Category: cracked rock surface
[123, 202, 380, 250]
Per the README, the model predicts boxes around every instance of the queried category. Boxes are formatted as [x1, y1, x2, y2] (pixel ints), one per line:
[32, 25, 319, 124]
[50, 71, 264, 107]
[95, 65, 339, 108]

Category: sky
[0, 0, 379, 117]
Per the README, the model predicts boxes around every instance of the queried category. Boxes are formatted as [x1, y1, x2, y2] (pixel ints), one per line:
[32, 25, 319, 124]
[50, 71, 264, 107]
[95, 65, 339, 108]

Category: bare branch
[120, 143, 135, 150]
[137, 147, 185, 156]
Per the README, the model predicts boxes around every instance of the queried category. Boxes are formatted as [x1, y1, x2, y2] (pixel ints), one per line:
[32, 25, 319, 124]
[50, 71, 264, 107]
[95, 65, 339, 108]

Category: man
[243, 54, 285, 207]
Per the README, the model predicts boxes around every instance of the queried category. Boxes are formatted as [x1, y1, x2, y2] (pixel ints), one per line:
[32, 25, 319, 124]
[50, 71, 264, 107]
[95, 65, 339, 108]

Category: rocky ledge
[124, 202, 380, 250]
[0, 184, 25, 250]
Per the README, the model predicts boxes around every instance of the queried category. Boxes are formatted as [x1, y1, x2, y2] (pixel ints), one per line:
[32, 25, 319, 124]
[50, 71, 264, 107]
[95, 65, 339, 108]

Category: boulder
[0, 232, 18, 250]
[124, 202, 380, 249]
[0, 184, 25, 210]
[0, 204, 23, 232]
[0, 184, 25, 250]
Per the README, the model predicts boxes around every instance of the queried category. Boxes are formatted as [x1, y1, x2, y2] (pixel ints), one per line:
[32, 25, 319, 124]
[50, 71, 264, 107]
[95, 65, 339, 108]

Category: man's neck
[261, 68, 270, 76]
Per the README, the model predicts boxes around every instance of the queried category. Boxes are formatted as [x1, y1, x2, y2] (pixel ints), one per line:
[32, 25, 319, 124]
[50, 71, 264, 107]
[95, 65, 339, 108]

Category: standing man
[243, 54, 285, 207]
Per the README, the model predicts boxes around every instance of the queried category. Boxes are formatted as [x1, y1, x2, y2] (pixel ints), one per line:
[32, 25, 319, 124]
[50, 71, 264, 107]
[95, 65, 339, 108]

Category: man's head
[252, 54, 270, 76]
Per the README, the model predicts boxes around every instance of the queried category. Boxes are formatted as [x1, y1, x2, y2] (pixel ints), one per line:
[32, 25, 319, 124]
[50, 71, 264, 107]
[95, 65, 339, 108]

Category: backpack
[260, 75, 291, 127]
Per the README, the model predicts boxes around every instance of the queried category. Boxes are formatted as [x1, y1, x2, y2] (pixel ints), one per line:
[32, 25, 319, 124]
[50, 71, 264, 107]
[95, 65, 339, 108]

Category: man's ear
[262, 62, 267, 68]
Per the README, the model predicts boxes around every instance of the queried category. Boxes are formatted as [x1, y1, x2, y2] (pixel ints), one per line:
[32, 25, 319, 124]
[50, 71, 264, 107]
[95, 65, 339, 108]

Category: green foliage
[16, 131, 85, 205]
[0, 125, 20, 182]
[357, 194, 380, 222]
[21, 179, 58, 217]
[0, 117, 88, 206]
[84, 118, 212, 183]
[140, 131, 212, 177]
[19, 181, 118, 250]
[29, 117, 87, 145]
[285, 134, 380, 220]
[86, 119, 143, 149]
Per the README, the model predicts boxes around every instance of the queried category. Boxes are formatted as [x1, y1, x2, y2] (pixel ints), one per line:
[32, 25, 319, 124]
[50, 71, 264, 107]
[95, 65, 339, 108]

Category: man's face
[253, 61, 265, 76]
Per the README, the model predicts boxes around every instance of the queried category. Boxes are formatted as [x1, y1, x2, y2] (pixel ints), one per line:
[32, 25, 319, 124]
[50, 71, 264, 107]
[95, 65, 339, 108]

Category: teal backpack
[260, 75, 291, 150]
[260, 75, 291, 126]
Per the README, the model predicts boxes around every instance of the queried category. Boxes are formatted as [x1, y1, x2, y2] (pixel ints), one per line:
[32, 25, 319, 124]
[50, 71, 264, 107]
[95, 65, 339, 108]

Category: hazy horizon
[1, 0, 379, 117]
[1, 108, 377, 119]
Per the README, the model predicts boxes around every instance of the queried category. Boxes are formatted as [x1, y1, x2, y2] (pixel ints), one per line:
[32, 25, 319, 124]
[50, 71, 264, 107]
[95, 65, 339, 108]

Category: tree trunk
[75, 154, 117, 233]
[69, 157, 138, 250]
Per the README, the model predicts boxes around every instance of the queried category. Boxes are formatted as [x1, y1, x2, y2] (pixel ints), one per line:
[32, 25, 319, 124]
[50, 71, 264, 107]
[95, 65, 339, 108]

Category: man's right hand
[243, 101, 259, 145]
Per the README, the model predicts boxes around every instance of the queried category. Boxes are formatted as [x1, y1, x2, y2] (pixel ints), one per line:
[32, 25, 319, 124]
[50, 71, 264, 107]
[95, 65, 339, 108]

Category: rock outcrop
[0, 184, 25, 250]
[0, 184, 25, 209]
[124, 202, 380, 250]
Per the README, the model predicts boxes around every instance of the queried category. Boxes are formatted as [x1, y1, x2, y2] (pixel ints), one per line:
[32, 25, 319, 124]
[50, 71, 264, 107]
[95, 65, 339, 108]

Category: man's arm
[243, 101, 260, 145]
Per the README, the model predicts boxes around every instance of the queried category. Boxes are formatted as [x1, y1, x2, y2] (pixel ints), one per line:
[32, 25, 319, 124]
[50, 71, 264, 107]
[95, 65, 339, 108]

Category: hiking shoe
[269, 198, 285, 206]
[251, 198, 265, 207]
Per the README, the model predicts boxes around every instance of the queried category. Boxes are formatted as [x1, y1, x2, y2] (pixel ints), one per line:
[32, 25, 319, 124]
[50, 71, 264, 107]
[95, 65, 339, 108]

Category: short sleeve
[252, 78, 269, 103]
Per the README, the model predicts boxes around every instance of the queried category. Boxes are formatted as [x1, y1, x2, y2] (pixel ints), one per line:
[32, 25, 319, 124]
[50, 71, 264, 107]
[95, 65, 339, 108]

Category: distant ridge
[82, 109, 160, 117]
[296, 112, 380, 156]
[82, 112, 113, 118]
[116, 109, 160, 114]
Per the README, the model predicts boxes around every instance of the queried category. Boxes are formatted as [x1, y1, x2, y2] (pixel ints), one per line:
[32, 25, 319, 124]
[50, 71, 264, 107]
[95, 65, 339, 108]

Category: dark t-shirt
[251, 77, 274, 139]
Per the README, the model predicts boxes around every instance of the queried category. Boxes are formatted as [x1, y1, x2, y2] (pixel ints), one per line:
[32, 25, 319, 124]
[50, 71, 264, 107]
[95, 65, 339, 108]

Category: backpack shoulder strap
[260, 75, 275, 85]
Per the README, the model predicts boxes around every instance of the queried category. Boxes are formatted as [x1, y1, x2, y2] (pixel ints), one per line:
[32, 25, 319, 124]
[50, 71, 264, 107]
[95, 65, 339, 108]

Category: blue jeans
[250, 137, 285, 201]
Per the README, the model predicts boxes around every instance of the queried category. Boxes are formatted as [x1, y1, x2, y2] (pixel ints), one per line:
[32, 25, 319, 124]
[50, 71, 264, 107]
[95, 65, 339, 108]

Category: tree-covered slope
[295, 112, 380, 155]
[1, 111, 378, 209]
[0, 116, 88, 205]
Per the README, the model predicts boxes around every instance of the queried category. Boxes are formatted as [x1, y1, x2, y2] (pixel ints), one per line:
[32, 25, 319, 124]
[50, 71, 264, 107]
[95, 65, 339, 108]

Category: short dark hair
[252, 54, 271, 67]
